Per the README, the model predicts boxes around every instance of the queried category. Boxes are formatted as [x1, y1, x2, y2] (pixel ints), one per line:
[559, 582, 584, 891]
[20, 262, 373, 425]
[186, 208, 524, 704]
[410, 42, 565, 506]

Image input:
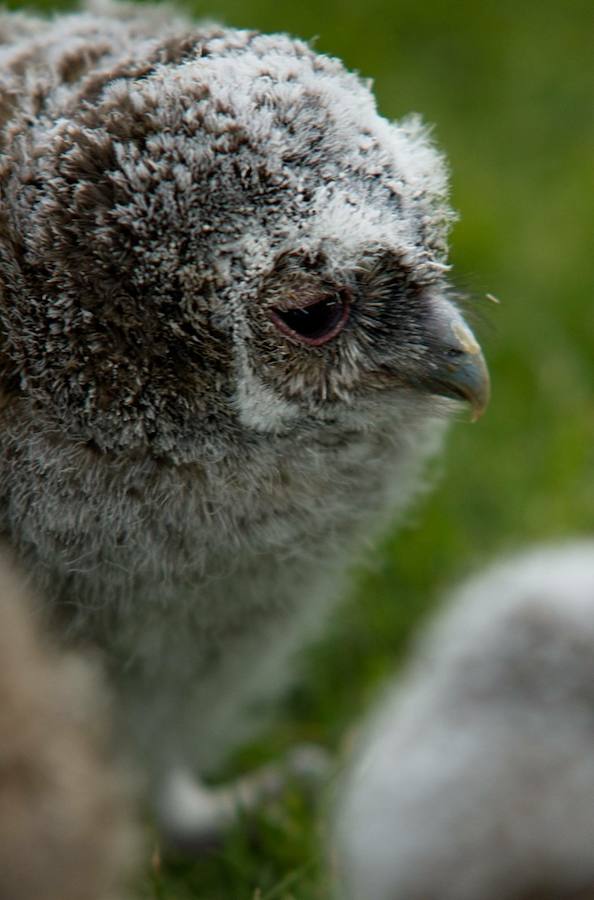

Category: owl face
[0, 27, 488, 462]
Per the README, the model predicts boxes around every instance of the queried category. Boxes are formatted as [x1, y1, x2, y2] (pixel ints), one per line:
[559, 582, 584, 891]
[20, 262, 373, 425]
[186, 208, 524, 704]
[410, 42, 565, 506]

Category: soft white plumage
[335, 542, 594, 900]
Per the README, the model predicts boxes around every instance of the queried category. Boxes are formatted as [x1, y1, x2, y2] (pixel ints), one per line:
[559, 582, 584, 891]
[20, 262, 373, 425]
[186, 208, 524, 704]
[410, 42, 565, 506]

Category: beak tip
[468, 363, 491, 422]
[427, 314, 490, 420]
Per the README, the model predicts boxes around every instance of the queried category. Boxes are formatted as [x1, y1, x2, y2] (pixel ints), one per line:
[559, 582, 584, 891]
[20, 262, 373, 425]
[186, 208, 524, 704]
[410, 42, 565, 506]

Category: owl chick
[0, 552, 137, 900]
[0, 0, 488, 811]
[335, 543, 594, 900]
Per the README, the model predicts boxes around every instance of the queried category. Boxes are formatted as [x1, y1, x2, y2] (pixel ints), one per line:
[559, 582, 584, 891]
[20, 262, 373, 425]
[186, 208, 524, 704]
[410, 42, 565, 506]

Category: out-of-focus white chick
[0, 554, 138, 900]
[334, 542, 594, 900]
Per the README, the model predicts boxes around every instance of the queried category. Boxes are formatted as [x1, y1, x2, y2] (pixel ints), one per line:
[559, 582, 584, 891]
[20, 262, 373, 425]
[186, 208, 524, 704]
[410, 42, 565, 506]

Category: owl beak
[424, 313, 490, 421]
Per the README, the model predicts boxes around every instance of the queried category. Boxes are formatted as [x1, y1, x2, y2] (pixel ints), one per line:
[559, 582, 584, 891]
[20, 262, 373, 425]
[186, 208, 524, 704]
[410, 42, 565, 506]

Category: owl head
[0, 20, 488, 464]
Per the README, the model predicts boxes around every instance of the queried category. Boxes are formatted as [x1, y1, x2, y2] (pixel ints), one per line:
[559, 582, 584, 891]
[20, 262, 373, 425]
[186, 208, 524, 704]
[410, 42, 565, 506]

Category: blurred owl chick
[0, 0, 488, 843]
[335, 543, 594, 900]
[0, 554, 137, 900]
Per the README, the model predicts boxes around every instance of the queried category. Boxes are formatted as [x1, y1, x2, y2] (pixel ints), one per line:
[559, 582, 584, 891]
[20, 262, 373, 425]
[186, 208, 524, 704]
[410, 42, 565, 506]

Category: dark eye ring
[270, 291, 350, 346]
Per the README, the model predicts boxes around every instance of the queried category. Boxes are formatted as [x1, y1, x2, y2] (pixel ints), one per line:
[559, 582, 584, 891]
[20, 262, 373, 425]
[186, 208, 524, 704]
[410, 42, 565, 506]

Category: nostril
[270, 293, 350, 346]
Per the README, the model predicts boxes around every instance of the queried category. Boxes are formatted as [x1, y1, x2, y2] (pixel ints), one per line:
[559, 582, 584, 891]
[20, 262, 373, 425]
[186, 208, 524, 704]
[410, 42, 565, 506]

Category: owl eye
[270, 292, 350, 346]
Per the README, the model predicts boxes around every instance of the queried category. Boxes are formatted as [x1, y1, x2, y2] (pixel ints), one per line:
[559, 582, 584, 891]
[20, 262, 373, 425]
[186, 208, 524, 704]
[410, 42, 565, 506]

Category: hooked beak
[423, 311, 490, 421]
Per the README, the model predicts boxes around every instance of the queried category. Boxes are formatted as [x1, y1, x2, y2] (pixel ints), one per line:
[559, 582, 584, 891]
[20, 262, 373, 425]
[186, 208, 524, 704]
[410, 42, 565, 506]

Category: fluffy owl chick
[0, 552, 137, 900]
[0, 2, 488, 783]
[335, 543, 594, 900]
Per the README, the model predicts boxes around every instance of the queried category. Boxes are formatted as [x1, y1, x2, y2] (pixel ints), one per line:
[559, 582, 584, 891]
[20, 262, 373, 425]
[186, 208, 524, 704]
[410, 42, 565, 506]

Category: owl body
[0, 325, 443, 771]
[0, 3, 487, 777]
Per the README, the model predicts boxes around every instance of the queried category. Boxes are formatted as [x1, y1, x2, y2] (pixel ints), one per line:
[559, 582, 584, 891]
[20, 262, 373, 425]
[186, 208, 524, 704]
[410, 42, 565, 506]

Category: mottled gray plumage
[335, 543, 594, 900]
[0, 0, 488, 803]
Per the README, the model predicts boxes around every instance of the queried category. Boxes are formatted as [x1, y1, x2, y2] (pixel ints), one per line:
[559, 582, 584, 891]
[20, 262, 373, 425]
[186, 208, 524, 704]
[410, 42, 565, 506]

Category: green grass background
[6, 0, 594, 895]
